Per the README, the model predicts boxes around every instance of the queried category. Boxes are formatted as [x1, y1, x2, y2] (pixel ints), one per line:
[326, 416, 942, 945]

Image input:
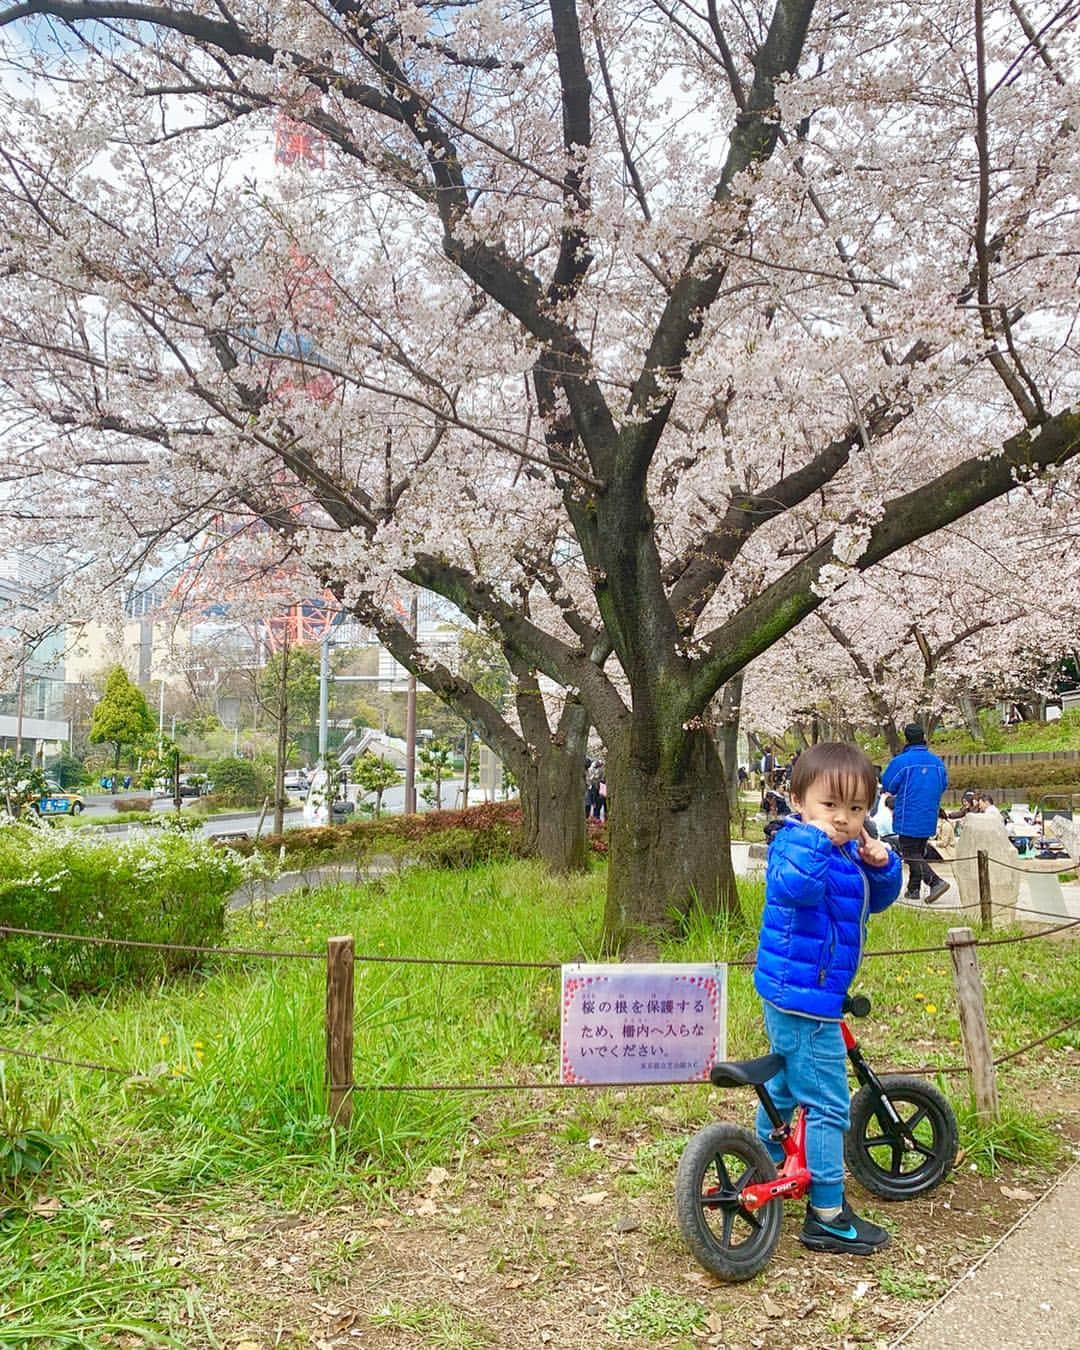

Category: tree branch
[687, 403, 1080, 711]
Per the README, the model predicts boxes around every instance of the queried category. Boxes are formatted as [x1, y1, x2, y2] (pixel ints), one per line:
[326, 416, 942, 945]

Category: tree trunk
[517, 722, 588, 874]
[960, 694, 983, 742]
[881, 720, 902, 757]
[462, 725, 473, 808]
[714, 674, 744, 819]
[603, 728, 737, 952]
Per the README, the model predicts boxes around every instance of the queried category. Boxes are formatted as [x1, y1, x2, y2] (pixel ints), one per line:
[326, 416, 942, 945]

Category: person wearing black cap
[880, 724, 950, 903]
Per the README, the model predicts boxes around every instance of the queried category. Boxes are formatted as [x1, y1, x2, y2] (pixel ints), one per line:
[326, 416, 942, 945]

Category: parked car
[35, 782, 85, 816]
[283, 770, 310, 796]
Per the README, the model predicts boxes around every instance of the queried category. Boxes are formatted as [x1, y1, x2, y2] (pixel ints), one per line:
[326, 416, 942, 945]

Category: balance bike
[675, 996, 959, 1281]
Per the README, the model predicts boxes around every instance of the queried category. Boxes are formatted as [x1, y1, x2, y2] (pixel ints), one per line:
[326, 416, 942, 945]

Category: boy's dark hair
[790, 742, 877, 807]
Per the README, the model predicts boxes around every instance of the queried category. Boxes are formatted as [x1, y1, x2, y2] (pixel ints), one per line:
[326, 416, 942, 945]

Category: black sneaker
[904, 890, 921, 902]
[800, 1203, 890, 1256]
[925, 878, 950, 905]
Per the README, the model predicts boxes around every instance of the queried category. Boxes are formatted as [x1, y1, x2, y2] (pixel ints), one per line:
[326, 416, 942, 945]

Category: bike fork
[845, 1033, 909, 1136]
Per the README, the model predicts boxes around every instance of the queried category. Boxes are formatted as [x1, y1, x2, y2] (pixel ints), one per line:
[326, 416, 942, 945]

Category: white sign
[560, 963, 727, 1085]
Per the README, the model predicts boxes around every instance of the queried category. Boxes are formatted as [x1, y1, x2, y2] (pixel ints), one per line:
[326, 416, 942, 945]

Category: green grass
[47, 810, 158, 828]
[605, 1287, 706, 1340]
[369, 1297, 492, 1347]
[1, 858, 1076, 1342]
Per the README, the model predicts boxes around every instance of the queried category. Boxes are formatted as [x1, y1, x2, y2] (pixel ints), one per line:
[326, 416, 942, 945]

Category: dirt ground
[133, 1052, 1079, 1350]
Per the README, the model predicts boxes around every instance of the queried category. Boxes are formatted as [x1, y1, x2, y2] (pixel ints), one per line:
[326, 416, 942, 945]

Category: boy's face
[792, 778, 869, 845]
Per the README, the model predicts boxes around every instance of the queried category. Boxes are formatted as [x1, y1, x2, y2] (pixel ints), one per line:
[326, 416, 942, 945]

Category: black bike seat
[710, 1053, 784, 1088]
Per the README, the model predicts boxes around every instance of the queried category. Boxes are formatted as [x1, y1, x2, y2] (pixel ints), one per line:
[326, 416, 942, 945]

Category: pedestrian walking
[881, 723, 950, 904]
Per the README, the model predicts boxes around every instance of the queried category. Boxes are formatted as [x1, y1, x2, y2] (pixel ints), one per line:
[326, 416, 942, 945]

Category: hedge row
[0, 821, 246, 990]
[228, 800, 610, 868]
[233, 800, 527, 869]
[946, 759, 1080, 797]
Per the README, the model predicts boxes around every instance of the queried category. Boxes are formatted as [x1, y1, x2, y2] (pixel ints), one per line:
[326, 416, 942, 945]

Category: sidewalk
[893, 1161, 1080, 1349]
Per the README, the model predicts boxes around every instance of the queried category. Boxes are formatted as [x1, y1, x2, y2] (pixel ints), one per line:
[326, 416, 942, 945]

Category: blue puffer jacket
[754, 818, 902, 1020]
[881, 744, 948, 838]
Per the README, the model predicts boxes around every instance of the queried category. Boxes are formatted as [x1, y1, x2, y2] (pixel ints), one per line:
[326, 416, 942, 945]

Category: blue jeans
[755, 1002, 850, 1212]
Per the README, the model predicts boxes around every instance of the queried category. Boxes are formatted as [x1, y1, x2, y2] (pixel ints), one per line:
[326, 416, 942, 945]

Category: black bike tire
[845, 1075, 958, 1200]
[675, 1122, 783, 1281]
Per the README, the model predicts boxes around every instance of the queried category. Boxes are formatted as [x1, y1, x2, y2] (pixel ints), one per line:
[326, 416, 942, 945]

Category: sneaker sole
[799, 1231, 890, 1256]
[924, 886, 950, 905]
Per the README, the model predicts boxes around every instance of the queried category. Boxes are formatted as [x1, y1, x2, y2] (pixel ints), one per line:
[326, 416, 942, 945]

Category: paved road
[894, 1162, 1080, 1349]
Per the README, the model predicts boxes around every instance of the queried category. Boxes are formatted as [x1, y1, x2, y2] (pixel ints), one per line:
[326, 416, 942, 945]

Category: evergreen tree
[351, 752, 400, 818]
[88, 667, 155, 779]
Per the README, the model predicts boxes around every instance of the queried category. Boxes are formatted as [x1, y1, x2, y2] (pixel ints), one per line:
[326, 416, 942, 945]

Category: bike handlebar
[842, 994, 871, 1018]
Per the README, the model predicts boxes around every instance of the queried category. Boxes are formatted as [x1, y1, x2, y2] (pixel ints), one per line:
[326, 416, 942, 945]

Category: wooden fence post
[946, 926, 999, 1121]
[976, 850, 993, 929]
[325, 935, 355, 1129]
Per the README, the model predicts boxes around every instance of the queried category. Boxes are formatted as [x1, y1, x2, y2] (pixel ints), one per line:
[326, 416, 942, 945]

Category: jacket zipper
[854, 869, 870, 974]
[818, 855, 871, 985]
[818, 924, 836, 984]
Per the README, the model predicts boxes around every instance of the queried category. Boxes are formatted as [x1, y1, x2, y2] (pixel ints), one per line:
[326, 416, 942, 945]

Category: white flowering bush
[0, 821, 250, 989]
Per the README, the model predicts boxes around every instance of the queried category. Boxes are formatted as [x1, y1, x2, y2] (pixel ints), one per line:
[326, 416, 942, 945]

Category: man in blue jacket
[881, 724, 950, 904]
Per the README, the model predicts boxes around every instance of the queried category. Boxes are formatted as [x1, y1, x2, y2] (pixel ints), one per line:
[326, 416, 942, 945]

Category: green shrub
[0, 821, 247, 990]
[413, 825, 515, 868]
[230, 800, 525, 871]
[206, 757, 268, 807]
[945, 759, 1080, 797]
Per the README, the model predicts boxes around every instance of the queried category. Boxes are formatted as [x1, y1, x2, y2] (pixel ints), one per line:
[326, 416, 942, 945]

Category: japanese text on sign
[560, 963, 727, 1085]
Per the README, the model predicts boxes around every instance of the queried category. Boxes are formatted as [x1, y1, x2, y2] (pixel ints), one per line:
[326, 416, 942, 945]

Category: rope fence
[2, 858, 1076, 1123]
[3, 1016, 1075, 1096]
[2, 909, 1076, 974]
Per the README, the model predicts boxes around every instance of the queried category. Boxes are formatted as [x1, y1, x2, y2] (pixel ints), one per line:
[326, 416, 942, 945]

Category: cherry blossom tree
[0, 1, 1078, 945]
[742, 505, 1080, 751]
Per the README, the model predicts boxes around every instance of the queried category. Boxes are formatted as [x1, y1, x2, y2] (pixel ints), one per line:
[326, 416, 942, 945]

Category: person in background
[930, 807, 956, 857]
[974, 792, 1004, 823]
[761, 787, 791, 846]
[870, 791, 895, 841]
[585, 758, 603, 819]
[947, 790, 976, 822]
[881, 723, 950, 904]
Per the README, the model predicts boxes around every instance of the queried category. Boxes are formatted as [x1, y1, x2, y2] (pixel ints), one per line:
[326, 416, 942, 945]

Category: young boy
[754, 742, 903, 1254]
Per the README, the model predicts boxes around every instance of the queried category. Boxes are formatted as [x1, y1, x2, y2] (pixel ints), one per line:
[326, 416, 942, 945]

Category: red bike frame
[737, 1107, 812, 1211]
[736, 1018, 860, 1212]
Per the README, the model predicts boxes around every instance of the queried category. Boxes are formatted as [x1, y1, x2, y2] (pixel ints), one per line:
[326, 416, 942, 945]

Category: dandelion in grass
[159, 1034, 169, 1048]
[915, 992, 925, 1001]
[926, 1004, 937, 1015]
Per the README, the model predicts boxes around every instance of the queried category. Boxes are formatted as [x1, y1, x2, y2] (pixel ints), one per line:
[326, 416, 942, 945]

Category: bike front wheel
[675, 1122, 783, 1281]
[845, 1075, 958, 1200]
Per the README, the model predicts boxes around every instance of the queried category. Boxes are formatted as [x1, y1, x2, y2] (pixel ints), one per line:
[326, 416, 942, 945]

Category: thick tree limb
[687, 404, 1080, 711]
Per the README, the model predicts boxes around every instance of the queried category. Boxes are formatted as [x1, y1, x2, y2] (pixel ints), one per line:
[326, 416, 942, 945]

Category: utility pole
[273, 633, 290, 837]
[404, 594, 418, 814]
[14, 660, 25, 758]
[317, 610, 347, 763]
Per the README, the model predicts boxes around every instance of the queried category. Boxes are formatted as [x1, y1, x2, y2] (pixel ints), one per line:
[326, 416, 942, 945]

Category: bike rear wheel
[675, 1122, 783, 1281]
[845, 1075, 958, 1200]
